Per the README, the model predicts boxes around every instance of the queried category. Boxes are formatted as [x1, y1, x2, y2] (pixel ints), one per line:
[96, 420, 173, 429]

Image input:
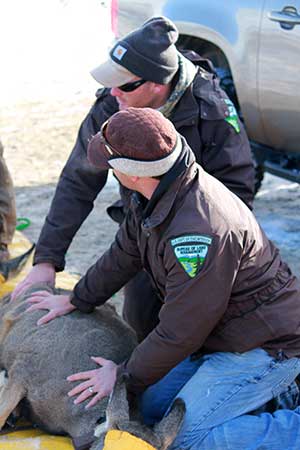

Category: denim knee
[140, 357, 202, 425]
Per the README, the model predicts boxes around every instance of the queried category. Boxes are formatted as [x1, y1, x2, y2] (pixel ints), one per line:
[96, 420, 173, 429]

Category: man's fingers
[68, 380, 93, 397]
[67, 370, 96, 382]
[86, 392, 106, 409]
[10, 287, 21, 302]
[73, 388, 94, 405]
[25, 297, 47, 305]
[26, 302, 49, 313]
[37, 311, 57, 326]
[25, 298, 42, 304]
[26, 290, 51, 299]
[91, 356, 108, 366]
[11, 284, 28, 302]
[25, 291, 51, 306]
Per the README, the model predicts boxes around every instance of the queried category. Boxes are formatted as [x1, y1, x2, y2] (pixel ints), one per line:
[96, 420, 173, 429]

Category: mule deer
[0, 283, 137, 448]
[92, 375, 186, 450]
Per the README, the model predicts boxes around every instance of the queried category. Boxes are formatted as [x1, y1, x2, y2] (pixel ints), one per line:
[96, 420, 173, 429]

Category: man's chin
[117, 100, 127, 110]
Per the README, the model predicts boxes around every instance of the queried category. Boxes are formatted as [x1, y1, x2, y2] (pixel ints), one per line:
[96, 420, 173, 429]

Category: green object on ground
[16, 218, 31, 231]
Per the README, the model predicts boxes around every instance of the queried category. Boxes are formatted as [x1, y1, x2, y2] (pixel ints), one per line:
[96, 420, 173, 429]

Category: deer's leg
[0, 370, 24, 429]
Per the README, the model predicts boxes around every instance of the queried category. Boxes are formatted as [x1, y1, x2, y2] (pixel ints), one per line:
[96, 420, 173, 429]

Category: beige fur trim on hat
[108, 137, 182, 177]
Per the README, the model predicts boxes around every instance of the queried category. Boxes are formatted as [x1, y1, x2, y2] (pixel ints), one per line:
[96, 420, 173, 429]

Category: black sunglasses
[118, 79, 147, 92]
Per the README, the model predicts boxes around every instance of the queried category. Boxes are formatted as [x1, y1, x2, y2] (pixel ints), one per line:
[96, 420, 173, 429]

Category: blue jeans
[140, 348, 300, 449]
[199, 407, 300, 450]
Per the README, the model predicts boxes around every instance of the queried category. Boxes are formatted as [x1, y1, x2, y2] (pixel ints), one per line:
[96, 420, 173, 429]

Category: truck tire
[252, 154, 265, 194]
[178, 36, 265, 193]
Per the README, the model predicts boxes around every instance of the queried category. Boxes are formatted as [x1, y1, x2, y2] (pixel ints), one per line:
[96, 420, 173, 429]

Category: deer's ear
[106, 375, 129, 428]
[153, 399, 186, 449]
[90, 429, 106, 450]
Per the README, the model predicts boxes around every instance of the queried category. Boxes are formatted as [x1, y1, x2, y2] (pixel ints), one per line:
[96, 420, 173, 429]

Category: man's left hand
[67, 357, 117, 409]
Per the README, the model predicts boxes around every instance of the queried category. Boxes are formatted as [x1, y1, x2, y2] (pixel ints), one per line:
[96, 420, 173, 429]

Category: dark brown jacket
[71, 142, 300, 394]
[34, 55, 254, 271]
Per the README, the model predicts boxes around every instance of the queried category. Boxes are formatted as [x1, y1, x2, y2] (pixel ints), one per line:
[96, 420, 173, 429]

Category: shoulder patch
[224, 99, 240, 133]
[170, 235, 213, 278]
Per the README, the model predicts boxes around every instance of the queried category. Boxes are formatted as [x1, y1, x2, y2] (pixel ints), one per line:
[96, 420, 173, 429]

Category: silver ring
[88, 386, 94, 394]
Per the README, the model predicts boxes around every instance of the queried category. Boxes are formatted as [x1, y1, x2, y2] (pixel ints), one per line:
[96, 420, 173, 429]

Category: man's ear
[153, 399, 186, 449]
[152, 83, 165, 94]
[129, 175, 140, 183]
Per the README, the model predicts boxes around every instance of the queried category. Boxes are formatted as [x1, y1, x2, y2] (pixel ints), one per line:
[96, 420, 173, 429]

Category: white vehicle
[111, 0, 300, 190]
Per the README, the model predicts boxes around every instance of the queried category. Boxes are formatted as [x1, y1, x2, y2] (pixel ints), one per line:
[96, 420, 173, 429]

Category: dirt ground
[2, 95, 119, 274]
[1, 92, 300, 313]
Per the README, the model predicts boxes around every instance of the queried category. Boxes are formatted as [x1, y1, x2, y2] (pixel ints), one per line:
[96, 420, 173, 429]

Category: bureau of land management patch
[170, 235, 213, 278]
[224, 98, 240, 133]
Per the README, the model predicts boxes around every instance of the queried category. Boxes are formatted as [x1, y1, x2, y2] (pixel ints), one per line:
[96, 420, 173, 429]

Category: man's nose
[110, 87, 122, 97]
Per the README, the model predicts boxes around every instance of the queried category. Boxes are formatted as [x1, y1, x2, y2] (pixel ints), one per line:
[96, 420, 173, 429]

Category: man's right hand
[26, 292, 76, 325]
[10, 262, 56, 302]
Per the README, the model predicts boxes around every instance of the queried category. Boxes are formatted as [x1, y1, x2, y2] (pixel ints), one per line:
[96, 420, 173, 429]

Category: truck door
[258, 0, 300, 152]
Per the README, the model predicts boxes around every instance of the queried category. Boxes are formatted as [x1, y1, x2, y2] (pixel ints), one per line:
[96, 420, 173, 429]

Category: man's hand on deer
[67, 356, 118, 409]
[11, 262, 56, 301]
[25, 291, 76, 325]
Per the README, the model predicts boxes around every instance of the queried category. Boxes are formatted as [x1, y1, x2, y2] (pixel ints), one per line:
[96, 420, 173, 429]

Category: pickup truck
[110, 0, 300, 191]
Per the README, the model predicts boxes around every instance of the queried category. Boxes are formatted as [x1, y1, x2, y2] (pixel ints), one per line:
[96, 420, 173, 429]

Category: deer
[0, 283, 137, 449]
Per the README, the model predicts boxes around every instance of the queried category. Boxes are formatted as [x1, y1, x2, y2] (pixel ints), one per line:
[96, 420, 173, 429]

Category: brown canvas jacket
[34, 56, 254, 271]
[71, 142, 300, 394]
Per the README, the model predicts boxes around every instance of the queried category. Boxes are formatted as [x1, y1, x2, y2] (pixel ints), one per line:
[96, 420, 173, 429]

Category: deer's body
[0, 284, 137, 444]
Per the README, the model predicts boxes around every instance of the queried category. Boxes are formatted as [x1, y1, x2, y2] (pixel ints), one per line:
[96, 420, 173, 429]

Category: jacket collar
[158, 53, 197, 119]
[169, 82, 200, 128]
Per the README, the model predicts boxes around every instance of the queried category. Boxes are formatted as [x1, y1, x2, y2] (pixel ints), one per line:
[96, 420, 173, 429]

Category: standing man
[26, 108, 300, 450]
[12, 16, 255, 340]
[0, 139, 16, 262]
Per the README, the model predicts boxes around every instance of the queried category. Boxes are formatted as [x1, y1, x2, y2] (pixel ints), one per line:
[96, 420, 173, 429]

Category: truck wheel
[198, 48, 241, 116]
[253, 158, 265, 194]
[199, 48, 266, 192]
[178, 37, 264, 193]
[251, 146, 265, 194]
[177, 37, 242, 115]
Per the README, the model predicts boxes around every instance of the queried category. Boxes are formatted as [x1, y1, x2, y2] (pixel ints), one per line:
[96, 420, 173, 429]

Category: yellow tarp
[0, 429, 73, 449]
[0, 231, 79, 449]
[104, 430, 155, 450]
[0, 231, 78, 296]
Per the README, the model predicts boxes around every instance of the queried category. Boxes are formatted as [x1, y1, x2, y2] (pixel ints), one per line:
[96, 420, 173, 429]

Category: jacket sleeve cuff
[70, 292, 95, 313]
[33, 255, 65, 273]
[117, 361, 147, 395]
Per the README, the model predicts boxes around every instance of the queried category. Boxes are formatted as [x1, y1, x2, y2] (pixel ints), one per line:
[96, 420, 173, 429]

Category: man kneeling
[26, 108, 300, 450]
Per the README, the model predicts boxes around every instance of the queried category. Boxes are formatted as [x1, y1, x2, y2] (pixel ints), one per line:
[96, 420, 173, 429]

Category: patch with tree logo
[224, 99, 240, 133]
[170, 235, 213, 278]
